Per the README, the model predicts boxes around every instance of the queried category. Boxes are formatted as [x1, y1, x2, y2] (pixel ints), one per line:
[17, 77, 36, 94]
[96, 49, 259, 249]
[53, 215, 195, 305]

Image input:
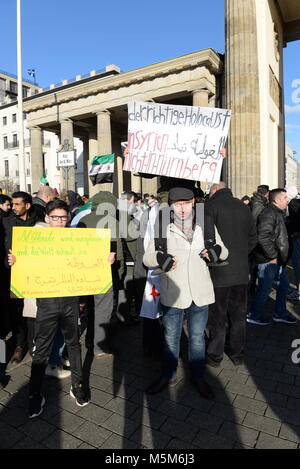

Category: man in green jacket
[78, 191, 124, 357]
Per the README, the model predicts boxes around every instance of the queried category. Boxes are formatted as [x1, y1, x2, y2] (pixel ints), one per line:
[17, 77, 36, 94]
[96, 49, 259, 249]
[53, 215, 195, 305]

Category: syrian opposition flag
[139, 204, 162, 319]
[89, 154, 114, 185]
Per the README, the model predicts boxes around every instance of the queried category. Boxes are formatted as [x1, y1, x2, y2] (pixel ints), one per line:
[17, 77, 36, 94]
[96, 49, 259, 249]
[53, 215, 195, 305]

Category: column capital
[191, 88, 213, 98]
[96, 110, 111, 117]
[192, 88, 211, 107]
[28, 125, 42, 131]
[192, 87, 210, 94]
[59, 117, 73, 124]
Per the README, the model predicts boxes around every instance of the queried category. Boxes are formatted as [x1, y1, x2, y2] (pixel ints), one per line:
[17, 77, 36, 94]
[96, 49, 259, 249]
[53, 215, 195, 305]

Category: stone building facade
[23, 52, 222, 195]
[225, 0, 300, 196]
[285, 144, 299, 189]
[0, 100, 84, 194]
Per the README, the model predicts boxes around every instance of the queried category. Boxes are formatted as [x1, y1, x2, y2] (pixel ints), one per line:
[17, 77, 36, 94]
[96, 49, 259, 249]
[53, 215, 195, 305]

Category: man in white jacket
[143, 186, 228, 399]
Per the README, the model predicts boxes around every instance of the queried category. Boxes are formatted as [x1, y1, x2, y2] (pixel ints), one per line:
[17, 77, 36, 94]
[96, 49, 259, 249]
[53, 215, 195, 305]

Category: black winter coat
[205, 188, 257, 287]
[287, 198, 300, 236]
[254, 204, 289, 265]
[251, 192, 268, 223]
[2, 208, 38, 264]
[32, 197, 47, 222]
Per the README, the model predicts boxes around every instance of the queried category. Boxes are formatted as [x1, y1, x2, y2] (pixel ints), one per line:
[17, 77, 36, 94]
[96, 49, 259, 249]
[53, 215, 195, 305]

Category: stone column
[225, 0, 261, 197]
[88, 131, 99, 197]
[97, 110, 113, 193]
[131, 173, 142, 194]
[192, 88, 210, 107]
[82, 139, 90, 195]
[60, 118, 75, 191]
[116, 155, 123, 197]
[141, 177, 158, 197]
[30, 126, 43, 192]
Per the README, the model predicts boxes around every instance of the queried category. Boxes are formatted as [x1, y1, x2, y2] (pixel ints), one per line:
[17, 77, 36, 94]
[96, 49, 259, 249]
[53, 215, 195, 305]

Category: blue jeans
[250, 263, 289, 320]
[161, 302, 208, 381]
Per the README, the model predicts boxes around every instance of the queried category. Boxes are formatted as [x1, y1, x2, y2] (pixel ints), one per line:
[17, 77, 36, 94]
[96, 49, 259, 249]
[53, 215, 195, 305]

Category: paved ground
[1, 287, 300, 450]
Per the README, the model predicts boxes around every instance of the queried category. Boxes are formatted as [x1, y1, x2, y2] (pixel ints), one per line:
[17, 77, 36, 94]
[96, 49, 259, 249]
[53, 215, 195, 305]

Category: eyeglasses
[49, 216, 69, 221]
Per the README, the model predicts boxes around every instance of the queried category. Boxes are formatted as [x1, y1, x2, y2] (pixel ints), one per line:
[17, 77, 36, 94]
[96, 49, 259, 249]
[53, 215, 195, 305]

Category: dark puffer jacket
[254, 203, 289, 264]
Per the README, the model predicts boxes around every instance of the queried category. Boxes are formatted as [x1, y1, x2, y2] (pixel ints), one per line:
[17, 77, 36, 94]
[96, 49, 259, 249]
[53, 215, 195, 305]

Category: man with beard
[2, 192, 38, 362]
[0, 195, 12, 338]
[248, 189, 297, 325]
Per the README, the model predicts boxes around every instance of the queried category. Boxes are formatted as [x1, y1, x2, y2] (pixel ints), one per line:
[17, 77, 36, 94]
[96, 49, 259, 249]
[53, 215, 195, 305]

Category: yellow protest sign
[10, 227, 112, 298]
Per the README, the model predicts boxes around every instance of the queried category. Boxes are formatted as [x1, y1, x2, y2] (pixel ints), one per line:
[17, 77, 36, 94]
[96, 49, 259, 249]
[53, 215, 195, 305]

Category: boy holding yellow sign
[9, 199, 89, 418]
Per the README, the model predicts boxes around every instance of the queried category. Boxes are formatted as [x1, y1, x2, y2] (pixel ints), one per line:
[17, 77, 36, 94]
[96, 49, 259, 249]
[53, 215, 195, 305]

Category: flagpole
[17, 0, 26, 191]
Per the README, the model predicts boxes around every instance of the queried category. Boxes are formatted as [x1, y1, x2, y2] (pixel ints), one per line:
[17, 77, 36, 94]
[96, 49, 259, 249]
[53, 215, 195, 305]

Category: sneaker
[28, 394, 45, 419]
[272, 314, 297, 324]
[246, 317, 270, 326]
[287, 290, 300, 300]
[70, 384, 89, 407]
[45, 364, 71, 379]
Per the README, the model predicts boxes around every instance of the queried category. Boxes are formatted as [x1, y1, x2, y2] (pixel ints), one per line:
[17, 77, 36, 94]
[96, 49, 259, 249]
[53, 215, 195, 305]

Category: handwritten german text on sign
[123, 101, 231, 183]
[10, 227, 112, 298]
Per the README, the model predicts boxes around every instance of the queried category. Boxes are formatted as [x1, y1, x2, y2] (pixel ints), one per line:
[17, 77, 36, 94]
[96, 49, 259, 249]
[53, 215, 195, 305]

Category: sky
[0, 0, 299, 156]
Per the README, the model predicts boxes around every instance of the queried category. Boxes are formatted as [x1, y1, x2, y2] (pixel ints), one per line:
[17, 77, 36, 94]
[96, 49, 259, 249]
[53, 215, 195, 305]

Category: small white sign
[57, 150, 75, 167]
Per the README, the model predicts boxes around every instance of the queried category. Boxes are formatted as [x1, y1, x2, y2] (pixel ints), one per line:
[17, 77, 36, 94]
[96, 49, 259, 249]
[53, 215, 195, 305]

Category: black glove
[204, 240, 222, 263]
[156, 252, 175, 272]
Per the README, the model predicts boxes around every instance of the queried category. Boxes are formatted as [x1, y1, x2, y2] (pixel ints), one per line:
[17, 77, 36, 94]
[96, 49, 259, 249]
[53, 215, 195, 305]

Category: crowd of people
[0, 180, 299, 418]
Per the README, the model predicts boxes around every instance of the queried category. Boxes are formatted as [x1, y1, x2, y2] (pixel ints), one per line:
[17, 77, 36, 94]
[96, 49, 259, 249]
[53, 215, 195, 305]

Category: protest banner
[10, 227, 112, 298]
[123, 101, 231, 183]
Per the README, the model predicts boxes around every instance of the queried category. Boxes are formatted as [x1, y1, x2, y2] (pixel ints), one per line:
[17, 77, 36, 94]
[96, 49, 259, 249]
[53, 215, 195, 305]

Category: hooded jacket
[67, 190, 80, 214]
[32, 197, 47, 222]
[78, 191, 124, 289]
[251, 192, 268, 223]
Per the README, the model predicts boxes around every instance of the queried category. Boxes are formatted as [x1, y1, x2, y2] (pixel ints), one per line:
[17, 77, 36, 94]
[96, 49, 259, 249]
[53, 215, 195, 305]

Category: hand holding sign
[108, 252, 116, 264]
[8, 249, 16, 266]
[219, 148, 226, 158]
